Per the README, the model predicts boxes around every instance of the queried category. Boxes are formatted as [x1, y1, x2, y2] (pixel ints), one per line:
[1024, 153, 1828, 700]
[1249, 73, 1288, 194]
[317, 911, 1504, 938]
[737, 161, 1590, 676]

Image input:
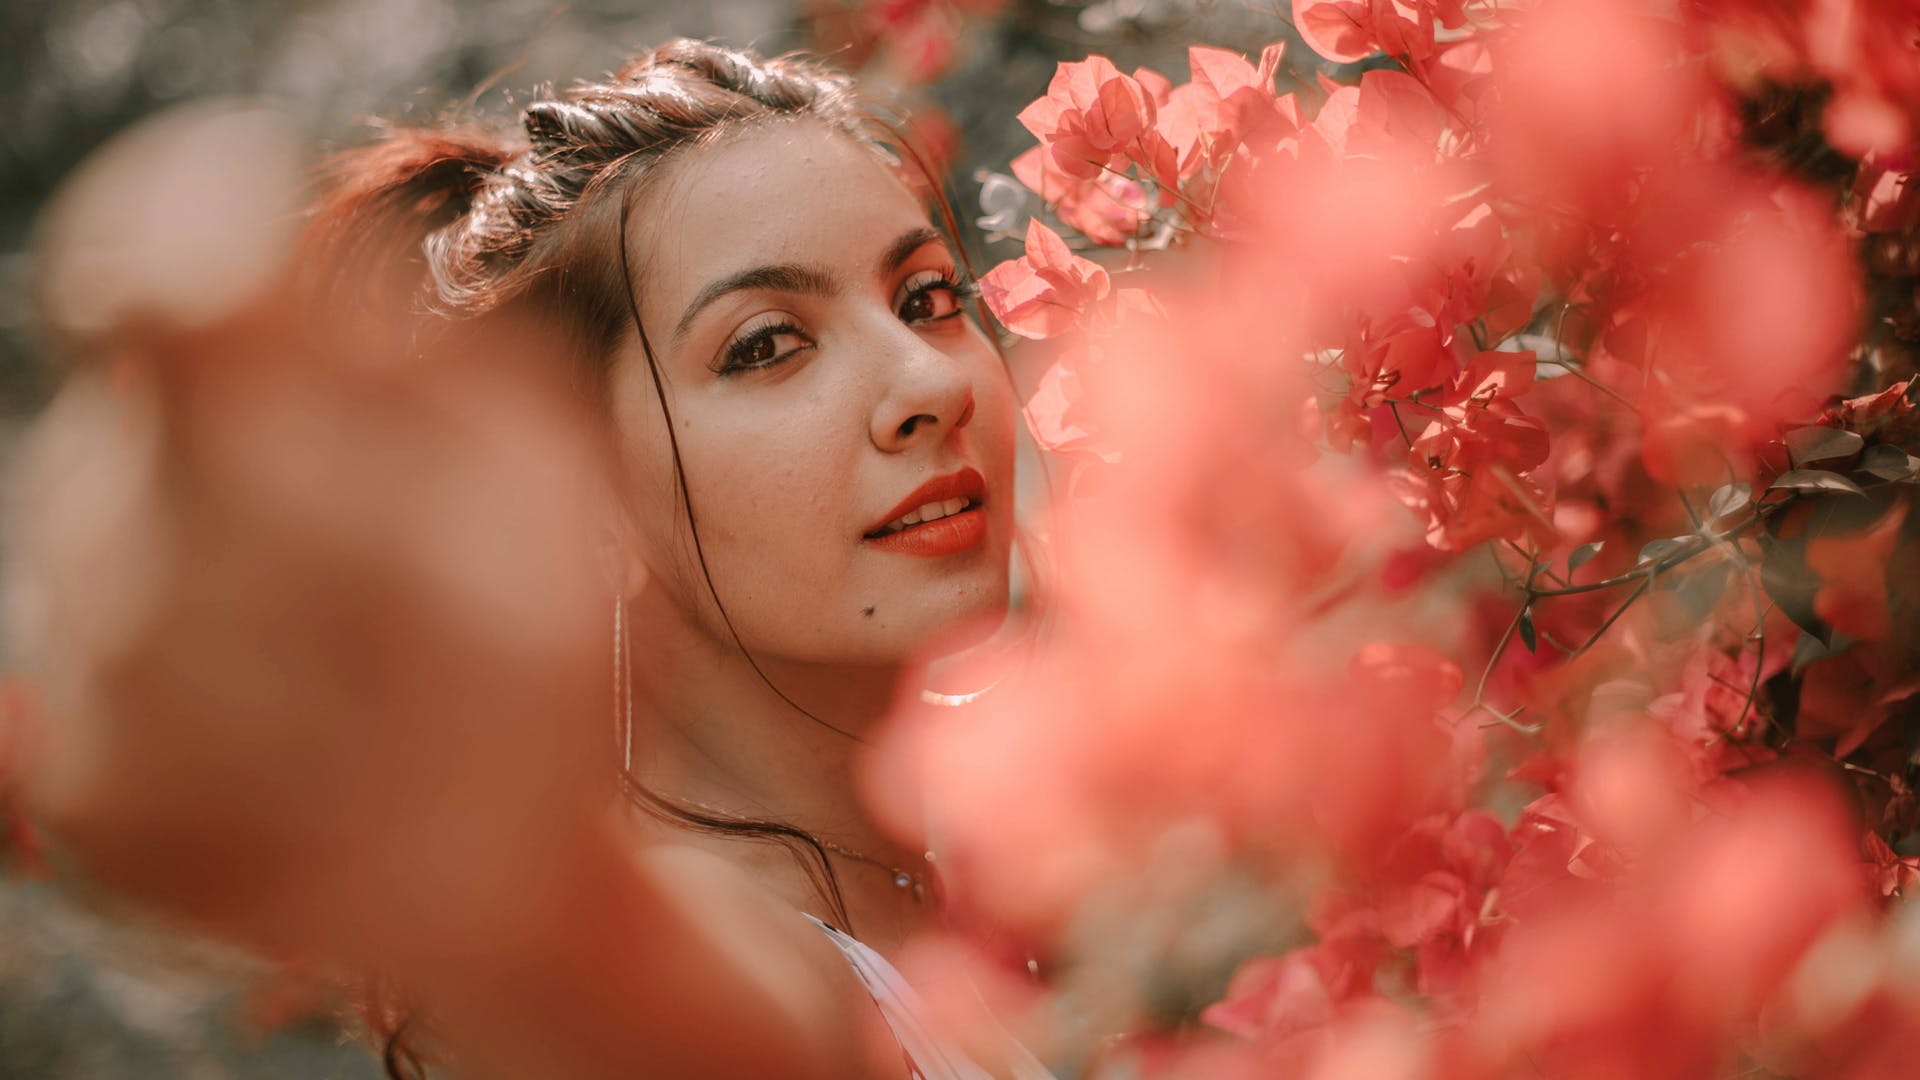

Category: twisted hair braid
[425, 40, 864, 319]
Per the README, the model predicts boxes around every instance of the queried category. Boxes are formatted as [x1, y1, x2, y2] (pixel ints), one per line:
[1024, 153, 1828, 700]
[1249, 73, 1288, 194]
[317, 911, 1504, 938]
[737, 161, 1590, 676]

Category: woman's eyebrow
[671, 264, 837, 344]
[877, 226, 946, 279]
[667, 227, 946, 345]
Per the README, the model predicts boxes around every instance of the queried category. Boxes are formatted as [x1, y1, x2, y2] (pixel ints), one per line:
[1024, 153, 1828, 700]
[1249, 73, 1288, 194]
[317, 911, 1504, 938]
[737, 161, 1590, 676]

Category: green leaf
[1568, 541, 1604, 573]
[1791, 630, 1853, 674]
[1769, 469, 1867, 497]
[1518, 607, 1537, 654]
[1760, 536, 1831, 645]
[1856, 443, 1919, 482]
[1673, 561, 1733, 623]
[1706, 482, 1751, 520]
[1637, 537, 1689, 567]
[1785, 426, 1864, 466]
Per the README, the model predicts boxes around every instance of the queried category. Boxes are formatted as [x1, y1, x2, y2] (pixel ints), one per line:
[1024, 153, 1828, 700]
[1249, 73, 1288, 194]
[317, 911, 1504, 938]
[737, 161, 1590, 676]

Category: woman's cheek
[699, 434, 853, 610]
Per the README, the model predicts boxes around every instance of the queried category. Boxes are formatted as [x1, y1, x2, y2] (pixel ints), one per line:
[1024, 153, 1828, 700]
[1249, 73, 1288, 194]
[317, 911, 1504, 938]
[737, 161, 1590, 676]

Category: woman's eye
[897, 270, 973, 326]
[719, 320, 812, 374]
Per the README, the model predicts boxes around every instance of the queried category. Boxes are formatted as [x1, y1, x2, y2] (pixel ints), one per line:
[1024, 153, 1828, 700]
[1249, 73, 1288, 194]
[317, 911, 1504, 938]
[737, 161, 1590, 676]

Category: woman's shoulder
[633, 841, 1056, 1079]
[634, 841, 910, 1076]
[635, 840, 855, 972]
[633, 829, 839, 917]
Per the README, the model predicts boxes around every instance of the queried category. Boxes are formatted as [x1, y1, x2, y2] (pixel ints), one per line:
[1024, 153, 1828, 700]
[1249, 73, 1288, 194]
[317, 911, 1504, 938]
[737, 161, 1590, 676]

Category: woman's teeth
[875, 497, 973, 537]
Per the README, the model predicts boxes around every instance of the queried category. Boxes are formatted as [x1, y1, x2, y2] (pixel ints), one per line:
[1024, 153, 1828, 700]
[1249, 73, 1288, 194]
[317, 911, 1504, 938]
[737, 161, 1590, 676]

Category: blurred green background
[0, 1, 1300, 1075]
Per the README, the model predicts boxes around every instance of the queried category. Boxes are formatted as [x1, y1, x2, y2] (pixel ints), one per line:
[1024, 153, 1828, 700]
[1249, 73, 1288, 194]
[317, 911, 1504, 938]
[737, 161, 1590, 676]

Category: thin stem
[1472, 601, 1528, 707]
[1537, 626, 1581, 653]
[1677, 490, 1703, 530]
[1389, 402, 1415, 447]
[1842, 761, 1901, 788]
[1531, 516, 1760, 598]
[1543, 300, 1642, 414]
[1739, 632, 1769, 737]
[1507, 539, 1569, 589]
[1470, 703, 1543, 738]
[1537, 357, 1643, 414]
[1564, 578, 1651, 657]
[1728, 537, 1773, 740]
[1096, 159, 1205, 216]
[1489, 465, 1561, 538]
[1488, 542, 1520, 587]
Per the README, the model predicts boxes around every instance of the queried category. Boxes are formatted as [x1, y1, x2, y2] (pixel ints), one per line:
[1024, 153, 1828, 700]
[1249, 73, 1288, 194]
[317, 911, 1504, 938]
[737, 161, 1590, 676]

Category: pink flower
[1293, 0, 1473, 65]
[1018, 57, 1162, 181]
[1021, 342, 1100, 455]
[1394, 401, 1556, 552]
[1201, 934, 1382, 1040]
[1010, 146, 1150, 247]
[977, 218, 1111, 340]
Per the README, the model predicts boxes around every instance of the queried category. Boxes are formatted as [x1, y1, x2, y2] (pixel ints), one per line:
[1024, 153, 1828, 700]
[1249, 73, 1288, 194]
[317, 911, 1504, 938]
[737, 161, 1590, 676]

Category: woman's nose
[870, 332, 976, 453]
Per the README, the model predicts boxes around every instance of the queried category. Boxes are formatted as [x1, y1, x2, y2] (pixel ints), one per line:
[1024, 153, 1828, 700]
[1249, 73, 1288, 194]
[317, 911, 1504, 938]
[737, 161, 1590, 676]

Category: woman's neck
[624, 591, 922, 869]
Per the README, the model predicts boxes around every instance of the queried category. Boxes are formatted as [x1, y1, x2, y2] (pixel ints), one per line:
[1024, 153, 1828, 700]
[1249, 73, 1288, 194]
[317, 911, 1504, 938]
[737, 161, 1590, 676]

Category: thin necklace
[670, 794, 940, 907]
[662, 798, 1044, 979]
[816, 837, 940, 906]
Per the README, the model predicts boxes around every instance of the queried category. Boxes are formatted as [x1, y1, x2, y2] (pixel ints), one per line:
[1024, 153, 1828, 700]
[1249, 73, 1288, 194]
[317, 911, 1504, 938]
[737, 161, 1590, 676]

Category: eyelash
[718, 316, 812, 375]
[898, 269, 979, 326]
[714, 268, 980, 376]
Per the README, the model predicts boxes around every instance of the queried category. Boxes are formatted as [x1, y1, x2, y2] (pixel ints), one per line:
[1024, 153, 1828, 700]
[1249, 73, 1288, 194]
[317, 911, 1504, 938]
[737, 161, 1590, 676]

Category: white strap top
[806, 916, 1056, 1080]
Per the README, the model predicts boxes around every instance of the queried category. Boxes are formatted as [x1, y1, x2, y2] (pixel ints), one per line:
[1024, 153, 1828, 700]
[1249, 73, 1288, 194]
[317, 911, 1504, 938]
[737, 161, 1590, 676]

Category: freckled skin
[607, 120, 1016, 665]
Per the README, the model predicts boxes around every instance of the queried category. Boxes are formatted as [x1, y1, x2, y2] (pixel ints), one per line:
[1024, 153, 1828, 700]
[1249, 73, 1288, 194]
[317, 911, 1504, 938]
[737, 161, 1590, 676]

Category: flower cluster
[888, 0, 1920, 1075]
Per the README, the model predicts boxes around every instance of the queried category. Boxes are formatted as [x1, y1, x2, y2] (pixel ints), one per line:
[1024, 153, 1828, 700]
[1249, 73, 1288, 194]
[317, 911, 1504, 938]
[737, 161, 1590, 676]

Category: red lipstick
[863, 468, 989, 558]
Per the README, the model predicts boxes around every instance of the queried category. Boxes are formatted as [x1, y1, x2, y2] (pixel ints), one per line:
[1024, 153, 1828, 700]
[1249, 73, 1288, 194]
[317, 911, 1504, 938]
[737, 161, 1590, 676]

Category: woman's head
[611, 118, 1017, 663]
[315, 40, 1016, 667]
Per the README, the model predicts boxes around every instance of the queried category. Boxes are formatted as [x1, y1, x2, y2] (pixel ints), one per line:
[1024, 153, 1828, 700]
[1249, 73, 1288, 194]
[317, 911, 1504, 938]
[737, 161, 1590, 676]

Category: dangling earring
[613, 596, 633, 772]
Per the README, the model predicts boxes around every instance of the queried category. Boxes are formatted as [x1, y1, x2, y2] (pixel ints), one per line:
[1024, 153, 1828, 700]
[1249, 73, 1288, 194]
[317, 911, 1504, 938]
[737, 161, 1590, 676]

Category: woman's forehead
[636, 121, 931, 323]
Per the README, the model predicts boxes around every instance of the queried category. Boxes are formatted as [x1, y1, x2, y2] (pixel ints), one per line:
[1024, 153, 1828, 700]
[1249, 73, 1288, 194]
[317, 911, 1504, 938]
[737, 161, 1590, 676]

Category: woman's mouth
[866, 496, 981, 538]
[863, 468, 990, 556]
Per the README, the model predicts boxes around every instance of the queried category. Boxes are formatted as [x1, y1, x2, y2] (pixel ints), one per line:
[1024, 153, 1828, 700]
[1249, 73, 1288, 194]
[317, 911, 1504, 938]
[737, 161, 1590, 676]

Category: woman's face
[611, 119, 1016, 665]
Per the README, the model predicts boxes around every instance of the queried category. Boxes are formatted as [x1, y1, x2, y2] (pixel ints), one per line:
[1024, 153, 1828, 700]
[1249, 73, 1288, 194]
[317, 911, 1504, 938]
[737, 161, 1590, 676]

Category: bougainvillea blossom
[1010, 146, 1149, 247]
[1017, 56, 1166, 182]
[976, 218, 1110, 340]
[905, 3, 1920, 1074]
[1291, 0, 1474, 67]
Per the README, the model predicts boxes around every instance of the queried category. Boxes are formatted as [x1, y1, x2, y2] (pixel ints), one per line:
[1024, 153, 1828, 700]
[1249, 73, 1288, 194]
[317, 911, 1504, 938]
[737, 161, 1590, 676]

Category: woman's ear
[594, 519, 649, 600]
[592, 488, 650, 600]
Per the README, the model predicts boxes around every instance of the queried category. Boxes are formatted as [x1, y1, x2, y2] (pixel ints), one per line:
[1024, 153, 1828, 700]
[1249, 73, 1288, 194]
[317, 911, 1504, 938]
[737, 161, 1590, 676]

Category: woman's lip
[862, 507, 988, 556]
[864, 467, 988, 538]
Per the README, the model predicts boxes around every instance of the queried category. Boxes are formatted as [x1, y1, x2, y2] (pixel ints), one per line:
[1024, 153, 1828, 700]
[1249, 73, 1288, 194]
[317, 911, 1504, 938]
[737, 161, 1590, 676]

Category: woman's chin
[902, 603, 1027, 710]
[871, 585, 1011, 664]
[923, 601, 1012, 656]
[921, 580, 1029, 657]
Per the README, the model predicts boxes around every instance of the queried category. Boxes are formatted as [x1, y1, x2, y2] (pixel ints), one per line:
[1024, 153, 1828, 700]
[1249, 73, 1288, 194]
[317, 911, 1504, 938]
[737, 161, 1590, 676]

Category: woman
[13, 38, 1048, 1080]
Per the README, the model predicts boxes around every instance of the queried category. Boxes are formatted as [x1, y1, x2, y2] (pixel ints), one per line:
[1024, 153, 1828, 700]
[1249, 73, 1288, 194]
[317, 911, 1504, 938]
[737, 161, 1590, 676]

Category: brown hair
[306, 39, 872, 394]
[304, 38, 975, 1077]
